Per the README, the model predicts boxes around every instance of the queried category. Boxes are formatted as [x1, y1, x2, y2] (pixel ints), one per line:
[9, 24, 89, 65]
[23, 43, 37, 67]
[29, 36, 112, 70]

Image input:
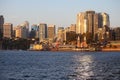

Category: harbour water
[0, 51, 120, 80]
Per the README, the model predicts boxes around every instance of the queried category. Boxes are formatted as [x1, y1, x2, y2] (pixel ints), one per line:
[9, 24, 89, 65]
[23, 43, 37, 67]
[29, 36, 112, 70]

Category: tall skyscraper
[47, 25, 56, 41]
[94, 13, 99, 39]
[86, 11, 95, 34]
[101, 13, 110, 27]
[0, 15, 4, 39]
[39, 23, 47, 42]
[3, 23, 13, 38]
[98, 13, 110, 28]
[76, 12, 87, 34]
[76, 10, 110, 41]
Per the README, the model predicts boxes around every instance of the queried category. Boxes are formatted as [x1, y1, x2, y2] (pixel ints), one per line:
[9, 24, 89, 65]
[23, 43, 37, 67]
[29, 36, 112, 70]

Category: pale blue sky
[0, 0, 120, 27]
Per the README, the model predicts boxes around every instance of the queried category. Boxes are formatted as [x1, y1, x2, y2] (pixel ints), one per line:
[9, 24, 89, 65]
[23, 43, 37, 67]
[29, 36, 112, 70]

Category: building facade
[39, 23, 47, 42]
[30, 24, 39, 38]
[76, 10, 110, 41]
[76, 12, 87, 34]
[15, 25, 28, 39]
[47, 25, 56, 41]
[3, 23, 13, 38]
[70, 24, 76, 32]
[0, 15, 4, 39]
[57, 27, 65, 43]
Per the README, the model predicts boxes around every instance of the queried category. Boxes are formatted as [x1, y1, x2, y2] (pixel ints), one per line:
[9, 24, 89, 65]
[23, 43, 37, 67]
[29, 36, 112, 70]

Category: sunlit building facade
[70, 24, 76, 32]
[15, 25, 28, 39]
[76, 10, 110, 41]
[57, 27, 65, 43]
[76, 12, 87, 34]
[3, 23, 13, 38]
[47, 25, 56, 41]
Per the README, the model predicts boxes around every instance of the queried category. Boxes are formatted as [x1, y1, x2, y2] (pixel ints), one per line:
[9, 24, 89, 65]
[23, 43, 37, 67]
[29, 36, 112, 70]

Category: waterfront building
[76, 10, 110, 42]
[113, 27, 120, 40]
[15, 25, 28, 39]
[86, 10, 95, 34]
[39, 23, 47, 42]
[94, 13, 99, 39]
[64, 27, 70, 41]
[57, 27, 64, 43]
[20, 21, 29, 37]
[100, 13, 110, 27]
[3, 23, 13, 38]
[76, 12, 87, 34]
[70, 24, 76, 32]
[30, 24, 39, 38]
[0, 15, 4, 39]
[47, 25, 56, 41]
[30, 44, 43, 51]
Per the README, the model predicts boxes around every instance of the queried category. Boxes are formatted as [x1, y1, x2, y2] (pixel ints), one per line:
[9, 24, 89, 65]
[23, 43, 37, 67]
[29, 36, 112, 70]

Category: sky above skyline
[0, 0, 120, 28]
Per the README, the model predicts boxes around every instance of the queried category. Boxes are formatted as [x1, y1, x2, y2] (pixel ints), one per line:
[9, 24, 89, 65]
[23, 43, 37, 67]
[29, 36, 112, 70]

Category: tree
[86, 32, 93, 44]
[66, 31, 77, 42]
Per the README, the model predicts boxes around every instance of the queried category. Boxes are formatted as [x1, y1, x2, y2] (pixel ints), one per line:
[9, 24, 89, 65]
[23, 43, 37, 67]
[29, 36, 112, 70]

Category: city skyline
[0, 0, 120, 27]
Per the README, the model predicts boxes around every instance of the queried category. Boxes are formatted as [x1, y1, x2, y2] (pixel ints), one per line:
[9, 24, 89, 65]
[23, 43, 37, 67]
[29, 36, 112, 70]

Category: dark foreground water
[0, 51, 120, 80]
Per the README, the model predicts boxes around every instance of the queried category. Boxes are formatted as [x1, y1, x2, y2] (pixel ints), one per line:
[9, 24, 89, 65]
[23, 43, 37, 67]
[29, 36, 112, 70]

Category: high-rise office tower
[98, 13, 110, 28]
[3, 23, 13, 38]
[86, 11, 95, 33]
[30, 24, 39, 38]
[76, 10, 110, 41]
[94, 13, 99, 39]
[0, 15, 4, 39]
[101, 13, 110, 27]
[48, 25, 56, 41]
[39, 23, 47, 42]
[14, 25, 28, 39]
[76, 12, 87, 34]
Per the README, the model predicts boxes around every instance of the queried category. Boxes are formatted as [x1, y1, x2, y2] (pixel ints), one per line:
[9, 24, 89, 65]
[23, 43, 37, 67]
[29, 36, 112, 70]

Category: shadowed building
[86, 11, 95, 34]
[39, 23, 47, 42]
[98, 13, 110, 28]
[0, 15, 4, 39]
[30, 24, 39, 38]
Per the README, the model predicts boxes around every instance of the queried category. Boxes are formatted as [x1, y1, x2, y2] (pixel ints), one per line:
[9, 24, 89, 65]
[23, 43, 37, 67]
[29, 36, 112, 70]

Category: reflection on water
[71, 55, 94, 79]
[0, 51, 120, 80]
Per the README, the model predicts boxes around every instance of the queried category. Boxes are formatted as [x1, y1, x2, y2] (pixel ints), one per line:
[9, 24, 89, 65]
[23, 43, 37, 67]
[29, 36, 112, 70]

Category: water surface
[0, 51, 120, 80]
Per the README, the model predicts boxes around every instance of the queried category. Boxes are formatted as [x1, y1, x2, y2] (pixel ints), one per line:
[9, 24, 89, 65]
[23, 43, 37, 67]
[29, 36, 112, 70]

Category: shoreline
[102, 48, 120, 52]
[1, 48, 120, 52]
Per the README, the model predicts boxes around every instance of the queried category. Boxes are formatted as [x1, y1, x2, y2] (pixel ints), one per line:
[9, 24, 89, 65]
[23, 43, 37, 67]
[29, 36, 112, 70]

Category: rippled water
[0, 51, 120, 80]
